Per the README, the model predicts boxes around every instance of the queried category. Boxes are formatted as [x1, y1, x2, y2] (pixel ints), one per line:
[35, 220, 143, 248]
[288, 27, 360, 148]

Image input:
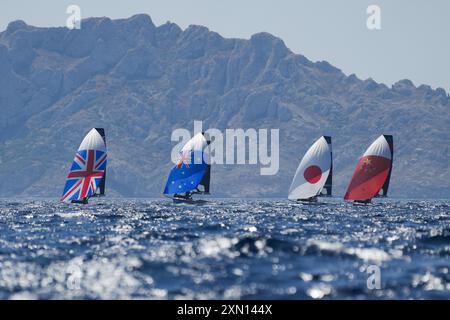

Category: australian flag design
[163, 150, 208, 195]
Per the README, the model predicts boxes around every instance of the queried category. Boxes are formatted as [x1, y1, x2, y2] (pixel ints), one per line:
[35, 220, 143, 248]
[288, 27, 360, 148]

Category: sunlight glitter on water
[0, 199, 449, 299]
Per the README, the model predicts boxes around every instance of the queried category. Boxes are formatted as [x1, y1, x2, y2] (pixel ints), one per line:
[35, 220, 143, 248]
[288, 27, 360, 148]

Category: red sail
[344, 135, 393, 201]
[344, 156, 391, 200]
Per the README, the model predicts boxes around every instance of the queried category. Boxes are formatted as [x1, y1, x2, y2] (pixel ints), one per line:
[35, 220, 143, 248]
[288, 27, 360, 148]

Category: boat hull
[172, 198, 208, 205]
[164, 194, 208, 205]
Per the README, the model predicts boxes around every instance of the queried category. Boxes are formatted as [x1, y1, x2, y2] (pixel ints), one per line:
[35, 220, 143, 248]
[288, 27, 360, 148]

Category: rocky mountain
[0, 14, 449, 198]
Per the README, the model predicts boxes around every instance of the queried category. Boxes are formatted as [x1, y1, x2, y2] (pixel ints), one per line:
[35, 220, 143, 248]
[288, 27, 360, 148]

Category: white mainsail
[288, 136, 332, 200]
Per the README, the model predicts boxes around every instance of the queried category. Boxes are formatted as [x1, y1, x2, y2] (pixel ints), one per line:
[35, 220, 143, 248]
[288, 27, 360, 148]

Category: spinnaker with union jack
[61, 128, 107, 204]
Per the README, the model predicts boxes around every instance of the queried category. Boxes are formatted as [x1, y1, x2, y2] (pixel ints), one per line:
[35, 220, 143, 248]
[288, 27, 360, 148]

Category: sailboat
[288, 136, 333, 203]
[163, 132, 211, 204]
[61, 128, 107, 204]
[344, 135, 393, 204]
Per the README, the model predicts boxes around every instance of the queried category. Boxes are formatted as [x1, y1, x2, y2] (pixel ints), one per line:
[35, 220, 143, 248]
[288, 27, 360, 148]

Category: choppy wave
[0, 199, 449, 299]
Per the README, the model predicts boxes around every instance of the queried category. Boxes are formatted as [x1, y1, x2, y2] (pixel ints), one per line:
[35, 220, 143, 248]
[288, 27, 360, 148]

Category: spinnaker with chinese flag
[163, 132, 211, 203]
[288, 136, 332, 202]
[61, 128, 107, 204]
[344, 135, 393, 203]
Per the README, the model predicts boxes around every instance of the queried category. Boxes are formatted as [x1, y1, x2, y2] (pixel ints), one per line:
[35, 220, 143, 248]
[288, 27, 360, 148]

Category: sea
[0, 199, 449, 300]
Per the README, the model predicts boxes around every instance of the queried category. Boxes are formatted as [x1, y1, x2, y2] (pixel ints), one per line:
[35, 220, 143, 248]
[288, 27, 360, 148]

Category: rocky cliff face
[0, 14, 449, 198]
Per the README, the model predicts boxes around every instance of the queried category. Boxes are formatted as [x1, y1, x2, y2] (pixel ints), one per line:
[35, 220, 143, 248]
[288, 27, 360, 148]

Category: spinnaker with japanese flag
[163, 132, 211, 203]
[288, 136, 332, 202]
[344, 135, 393, 203]
[61, 128, 107, 204]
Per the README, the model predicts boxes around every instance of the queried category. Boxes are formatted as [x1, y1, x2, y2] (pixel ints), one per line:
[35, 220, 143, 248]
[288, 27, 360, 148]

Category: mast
[321, 136, 332, 197]
[95, 128, 106, 196]
[376, 135, 393, 198]
[196, 132, 211, 194]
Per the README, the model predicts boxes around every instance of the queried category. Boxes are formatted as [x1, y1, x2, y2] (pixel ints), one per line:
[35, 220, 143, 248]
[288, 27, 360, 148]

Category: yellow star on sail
[363, 158, 372, 166]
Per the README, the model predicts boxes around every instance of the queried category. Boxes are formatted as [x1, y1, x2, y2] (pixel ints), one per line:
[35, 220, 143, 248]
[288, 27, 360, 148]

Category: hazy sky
[1, 0, 449, 92]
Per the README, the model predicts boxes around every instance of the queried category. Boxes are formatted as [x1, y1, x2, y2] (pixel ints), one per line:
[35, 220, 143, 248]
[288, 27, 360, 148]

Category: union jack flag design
[61, 149, 107, 203]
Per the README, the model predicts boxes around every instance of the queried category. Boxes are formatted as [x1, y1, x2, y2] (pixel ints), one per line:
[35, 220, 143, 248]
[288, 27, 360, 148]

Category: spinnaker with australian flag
[60, 128, 107, 204]
[163, 132, 211, 204]
[344, 135, 393, 204]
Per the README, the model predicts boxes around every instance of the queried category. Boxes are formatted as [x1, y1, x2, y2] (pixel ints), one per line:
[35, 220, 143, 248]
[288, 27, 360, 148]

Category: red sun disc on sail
[304, 165, 322, 184]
